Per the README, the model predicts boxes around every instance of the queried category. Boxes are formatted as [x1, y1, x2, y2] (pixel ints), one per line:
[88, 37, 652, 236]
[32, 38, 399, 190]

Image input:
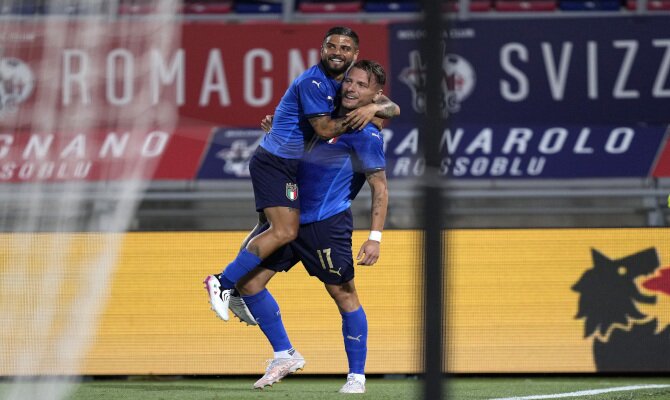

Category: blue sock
[218, 248, 262, 289]
[342, 306, 368, 375]
[243, 289, 292, 352]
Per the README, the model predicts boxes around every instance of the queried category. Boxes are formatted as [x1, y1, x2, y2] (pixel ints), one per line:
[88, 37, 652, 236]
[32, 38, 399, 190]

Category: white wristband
[368, 230, 382, 242]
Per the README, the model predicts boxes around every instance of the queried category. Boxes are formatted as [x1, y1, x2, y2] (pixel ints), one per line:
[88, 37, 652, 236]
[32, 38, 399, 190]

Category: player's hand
[344, 103, 377, 131]
[356, 240, 380, 266]
[261, 114, 274, 133]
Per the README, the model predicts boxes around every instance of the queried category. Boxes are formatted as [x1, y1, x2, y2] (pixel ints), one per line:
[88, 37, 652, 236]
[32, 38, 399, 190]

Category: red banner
[0, 22, 389, 128]
[179, 22, 390, 127]
[0, 21, 389, 181]
[0, 126, 210, 182]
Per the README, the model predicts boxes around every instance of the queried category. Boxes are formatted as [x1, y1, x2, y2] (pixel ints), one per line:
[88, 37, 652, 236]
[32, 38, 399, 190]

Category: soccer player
[235, 60, 390, 394]
[204, 27, 398, 322]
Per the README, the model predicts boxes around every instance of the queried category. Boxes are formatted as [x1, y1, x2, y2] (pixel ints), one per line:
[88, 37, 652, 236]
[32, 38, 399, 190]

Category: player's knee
[272, 224, 298, 244]
[285, 225, 298, 241]
[336, 298, 360, 313]
[332, 290, 360, 313]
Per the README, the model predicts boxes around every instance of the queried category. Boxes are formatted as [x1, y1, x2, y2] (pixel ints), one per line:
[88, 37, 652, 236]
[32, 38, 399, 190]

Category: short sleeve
[297, 77, 335, 118]
[352, 125, 386, 172]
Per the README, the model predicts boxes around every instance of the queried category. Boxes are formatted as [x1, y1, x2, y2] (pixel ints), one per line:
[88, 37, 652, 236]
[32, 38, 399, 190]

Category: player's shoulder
[295, 64, 325, 84]
[357, 123, 384, 143]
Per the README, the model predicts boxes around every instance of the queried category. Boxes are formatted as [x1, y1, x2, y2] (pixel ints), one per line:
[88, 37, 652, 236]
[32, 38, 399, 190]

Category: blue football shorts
[260, 209, 355, 285]
[249, 145, 300, 212]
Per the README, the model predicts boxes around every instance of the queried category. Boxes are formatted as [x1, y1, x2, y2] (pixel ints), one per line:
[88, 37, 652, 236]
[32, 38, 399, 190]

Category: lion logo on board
[572, 248, 670, 371]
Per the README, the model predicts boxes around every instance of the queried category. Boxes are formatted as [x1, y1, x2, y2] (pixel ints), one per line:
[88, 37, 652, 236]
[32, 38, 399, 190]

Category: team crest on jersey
[286, 183, 298, 201]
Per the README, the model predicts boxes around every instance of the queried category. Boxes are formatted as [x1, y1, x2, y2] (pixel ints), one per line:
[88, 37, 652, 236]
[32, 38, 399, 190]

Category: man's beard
[322, 57, 352, 75]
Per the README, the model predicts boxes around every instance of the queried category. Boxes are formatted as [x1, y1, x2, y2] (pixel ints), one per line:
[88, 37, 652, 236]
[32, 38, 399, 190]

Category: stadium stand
[118, 0, 167, 14]
[298, 0, 363, 13]
[46, 1, 112, 14]
[0, 0, 41, 14]
[364, 0, 421, 12]
[3, 0, 665, 15]
[558, 0, 621, 10]
[145, 0, 666, 15]
[233, 0, 283, 13]
[443, 0, 493, 12]
[494, 0, 557, 11]
[625, 0, 670, 9]
[183, 0, 233, 14]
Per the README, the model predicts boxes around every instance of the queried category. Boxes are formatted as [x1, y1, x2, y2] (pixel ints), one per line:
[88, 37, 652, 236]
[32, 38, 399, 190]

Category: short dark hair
[323, 26, 359, 48]
[351, 60, 386, 87]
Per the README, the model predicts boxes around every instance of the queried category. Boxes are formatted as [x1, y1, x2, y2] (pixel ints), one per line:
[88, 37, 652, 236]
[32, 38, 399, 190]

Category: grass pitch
[3, 376, 670, 399]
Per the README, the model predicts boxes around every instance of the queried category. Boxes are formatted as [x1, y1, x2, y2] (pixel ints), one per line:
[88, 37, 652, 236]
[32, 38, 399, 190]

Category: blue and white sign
[382, 123, 666, 178]
[197, 128, 264, 179]
[390, 17, 670, 125]
[196, 124, 666, 180]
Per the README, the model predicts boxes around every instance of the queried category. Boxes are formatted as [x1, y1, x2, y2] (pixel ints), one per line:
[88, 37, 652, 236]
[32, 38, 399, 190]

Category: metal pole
[420, 1, 448, 399]
[283, 0, 296, 22]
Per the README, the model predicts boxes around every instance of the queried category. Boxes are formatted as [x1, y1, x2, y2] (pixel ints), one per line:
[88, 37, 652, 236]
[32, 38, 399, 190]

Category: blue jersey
[298, 123, 385, 224]
[260, 64, 341, 159]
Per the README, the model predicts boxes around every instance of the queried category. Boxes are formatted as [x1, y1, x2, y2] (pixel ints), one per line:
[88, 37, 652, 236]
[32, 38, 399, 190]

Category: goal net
[0, 1, 182, 399]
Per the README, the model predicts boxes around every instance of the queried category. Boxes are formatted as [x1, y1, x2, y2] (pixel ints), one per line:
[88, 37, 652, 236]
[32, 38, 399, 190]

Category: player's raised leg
[213, 205, 298, 320]
[205, 143, 300, 322]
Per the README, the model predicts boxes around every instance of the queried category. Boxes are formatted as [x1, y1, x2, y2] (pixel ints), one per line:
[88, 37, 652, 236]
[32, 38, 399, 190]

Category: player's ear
[373, 89, 383, 103]
[353, 49, 360, 62]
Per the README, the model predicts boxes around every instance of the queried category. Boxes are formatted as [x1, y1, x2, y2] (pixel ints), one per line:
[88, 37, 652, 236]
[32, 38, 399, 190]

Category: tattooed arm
[308, 114, 352, 140]
[345, 95, 400, 131]
[356, 169, 389, 266]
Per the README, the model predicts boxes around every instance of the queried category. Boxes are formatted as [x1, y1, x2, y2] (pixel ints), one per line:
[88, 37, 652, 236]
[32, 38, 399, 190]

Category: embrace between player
[203, 26, 398, 394]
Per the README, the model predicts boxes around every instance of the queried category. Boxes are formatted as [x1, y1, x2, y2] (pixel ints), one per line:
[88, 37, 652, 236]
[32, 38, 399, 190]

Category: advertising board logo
[215, 135, 261, 178]
[0, 55, 34, 115]
[572, 248, 670, 371]
[399, 50, 475, 118]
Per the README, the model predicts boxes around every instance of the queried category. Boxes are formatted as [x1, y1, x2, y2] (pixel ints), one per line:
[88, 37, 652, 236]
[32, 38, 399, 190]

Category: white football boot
[253, 351, 306, 389]
[339, 374, 366, 394]
[203, 275, 230, 321]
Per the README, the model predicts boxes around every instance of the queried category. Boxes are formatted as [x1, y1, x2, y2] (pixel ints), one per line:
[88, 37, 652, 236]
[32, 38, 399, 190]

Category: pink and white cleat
[253, 351, 306, 389]
[339, 374, 366, 394]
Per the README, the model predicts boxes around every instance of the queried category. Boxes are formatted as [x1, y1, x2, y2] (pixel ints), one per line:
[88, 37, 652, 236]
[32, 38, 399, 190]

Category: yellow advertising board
[448, 229, 670, 373]
[1, 228, 669, 375]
